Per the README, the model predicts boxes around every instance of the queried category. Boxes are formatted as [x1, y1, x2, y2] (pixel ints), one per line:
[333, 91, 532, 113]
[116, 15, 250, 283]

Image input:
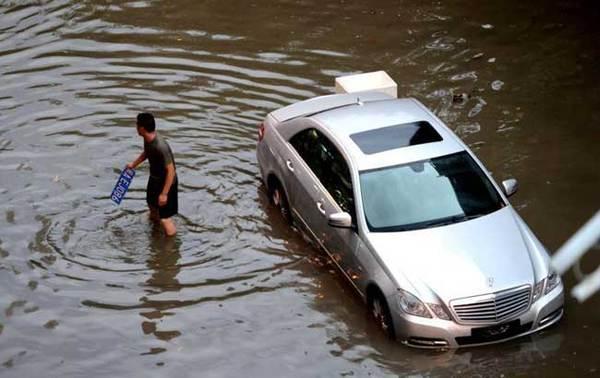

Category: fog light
[408, 337, 449, 347]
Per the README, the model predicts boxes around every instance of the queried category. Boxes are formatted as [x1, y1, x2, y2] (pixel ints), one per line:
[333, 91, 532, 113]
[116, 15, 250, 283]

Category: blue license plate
[111, 167, 135, 205]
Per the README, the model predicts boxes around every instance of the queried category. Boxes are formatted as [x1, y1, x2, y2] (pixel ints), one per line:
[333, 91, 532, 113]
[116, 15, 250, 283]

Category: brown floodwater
[0, 0, 599, 376]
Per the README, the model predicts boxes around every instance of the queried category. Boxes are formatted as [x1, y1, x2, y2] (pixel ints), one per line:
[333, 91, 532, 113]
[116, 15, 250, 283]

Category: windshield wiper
[417, 213, 487, 229]
[462, 213, 488, 221]
[409, 215, 465, 229]
[372, 213, 488, 232]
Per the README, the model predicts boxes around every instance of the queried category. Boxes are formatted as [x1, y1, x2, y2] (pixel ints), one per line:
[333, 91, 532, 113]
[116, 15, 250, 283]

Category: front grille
[451, 285, 531, 324]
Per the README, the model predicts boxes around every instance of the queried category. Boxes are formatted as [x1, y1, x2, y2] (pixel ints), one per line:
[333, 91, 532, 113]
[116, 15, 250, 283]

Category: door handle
[286, 160, 294, 172]
[316, 201, 326, 215]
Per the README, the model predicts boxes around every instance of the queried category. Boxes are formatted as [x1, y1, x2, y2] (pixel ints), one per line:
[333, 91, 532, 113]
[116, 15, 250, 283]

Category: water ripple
[0, 1, 595, 377]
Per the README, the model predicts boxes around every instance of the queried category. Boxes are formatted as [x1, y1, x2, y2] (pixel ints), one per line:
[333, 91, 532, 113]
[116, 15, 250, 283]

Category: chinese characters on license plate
[111, 167, 135, 205]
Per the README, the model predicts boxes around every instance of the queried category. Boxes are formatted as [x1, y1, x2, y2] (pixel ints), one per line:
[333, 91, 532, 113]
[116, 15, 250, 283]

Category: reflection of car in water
[256, 88, 564, 348]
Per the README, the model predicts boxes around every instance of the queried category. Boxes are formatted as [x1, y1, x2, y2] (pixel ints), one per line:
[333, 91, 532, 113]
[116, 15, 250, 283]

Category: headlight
[427, 303, 451, 320]
[532, 279, 545, 303]
[397, 290, 431, 318]
[545, 270, 561, 294]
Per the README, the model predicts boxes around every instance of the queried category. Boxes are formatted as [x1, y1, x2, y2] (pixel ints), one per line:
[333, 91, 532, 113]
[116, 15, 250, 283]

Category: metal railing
[551, 210, 600, 302]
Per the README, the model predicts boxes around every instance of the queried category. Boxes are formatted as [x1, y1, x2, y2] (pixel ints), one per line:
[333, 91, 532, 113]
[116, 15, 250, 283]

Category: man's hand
[158, 193, 168, 207]
[159, 163, 175, 208]
[127, 152, 146, 170]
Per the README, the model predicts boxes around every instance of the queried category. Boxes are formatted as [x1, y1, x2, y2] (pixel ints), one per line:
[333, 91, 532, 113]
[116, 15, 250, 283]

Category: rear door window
[290, 128, 355, 219]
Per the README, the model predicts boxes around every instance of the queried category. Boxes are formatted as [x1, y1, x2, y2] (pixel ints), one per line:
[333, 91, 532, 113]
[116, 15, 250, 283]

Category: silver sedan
[256, 91, 564, 348]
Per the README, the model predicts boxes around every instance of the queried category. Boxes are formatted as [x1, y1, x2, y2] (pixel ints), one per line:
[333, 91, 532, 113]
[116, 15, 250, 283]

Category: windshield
[360, 151, 505, 232]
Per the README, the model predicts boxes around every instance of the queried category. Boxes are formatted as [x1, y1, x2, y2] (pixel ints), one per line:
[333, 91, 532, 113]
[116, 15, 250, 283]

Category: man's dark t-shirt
[144, 133, 175, 179]
[144, 133, 178, 218]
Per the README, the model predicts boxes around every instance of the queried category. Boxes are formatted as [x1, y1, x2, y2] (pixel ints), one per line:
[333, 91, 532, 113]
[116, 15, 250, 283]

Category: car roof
[308, 97, 465, 171]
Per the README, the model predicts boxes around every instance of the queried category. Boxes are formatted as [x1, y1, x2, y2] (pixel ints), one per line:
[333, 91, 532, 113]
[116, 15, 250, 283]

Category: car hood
[366, 206, 535, 303]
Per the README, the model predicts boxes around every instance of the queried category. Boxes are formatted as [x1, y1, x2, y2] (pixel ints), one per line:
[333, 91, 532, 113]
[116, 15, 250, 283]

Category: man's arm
[127, 151, 146, 169]
[158, 162, 175, 206]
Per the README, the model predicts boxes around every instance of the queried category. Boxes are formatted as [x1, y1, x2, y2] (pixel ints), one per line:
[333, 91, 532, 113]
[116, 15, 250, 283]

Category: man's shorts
[146, 175, 178, 219]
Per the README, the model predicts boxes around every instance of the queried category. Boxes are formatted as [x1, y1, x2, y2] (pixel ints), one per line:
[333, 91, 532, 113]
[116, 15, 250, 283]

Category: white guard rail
[551, 210, 600, 302]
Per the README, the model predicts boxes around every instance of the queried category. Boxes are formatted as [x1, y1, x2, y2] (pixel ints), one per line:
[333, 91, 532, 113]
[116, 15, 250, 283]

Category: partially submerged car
[256, 73, 564, 348]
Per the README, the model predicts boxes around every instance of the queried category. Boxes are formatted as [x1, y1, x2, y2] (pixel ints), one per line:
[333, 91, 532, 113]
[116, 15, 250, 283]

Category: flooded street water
[0, 0, 599, 376]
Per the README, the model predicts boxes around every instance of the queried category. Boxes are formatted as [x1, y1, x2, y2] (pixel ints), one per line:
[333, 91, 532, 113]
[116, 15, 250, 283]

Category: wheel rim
[372, 297, 389, 333]
[272, 187, 289, 221]
[272, 187, 281, 206]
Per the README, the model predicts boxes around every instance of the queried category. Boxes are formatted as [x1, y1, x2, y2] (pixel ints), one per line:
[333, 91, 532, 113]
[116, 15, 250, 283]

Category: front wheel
[368, 292, 395, 339]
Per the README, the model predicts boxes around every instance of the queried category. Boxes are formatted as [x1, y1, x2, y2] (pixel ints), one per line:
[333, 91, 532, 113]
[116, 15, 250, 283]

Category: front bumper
[391, 282, 565, 348]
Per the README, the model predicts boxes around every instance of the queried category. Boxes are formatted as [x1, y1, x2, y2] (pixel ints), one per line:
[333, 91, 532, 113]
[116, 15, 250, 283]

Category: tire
[368, 291, 395, 339]
[270, 181, 292, 224]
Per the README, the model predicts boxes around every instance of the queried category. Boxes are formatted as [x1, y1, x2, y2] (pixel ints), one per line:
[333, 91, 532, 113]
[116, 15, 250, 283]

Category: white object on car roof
[335, 70, 398, 98]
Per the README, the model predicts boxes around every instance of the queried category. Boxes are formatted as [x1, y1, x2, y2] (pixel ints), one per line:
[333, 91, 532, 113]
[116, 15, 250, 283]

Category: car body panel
[366, 206, 536, 303]
[311, 98, 464, 171]
[256, 91, 564, 348]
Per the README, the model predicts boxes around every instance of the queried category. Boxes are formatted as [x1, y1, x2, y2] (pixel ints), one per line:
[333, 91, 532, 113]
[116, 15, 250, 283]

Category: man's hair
[136, 112, 156, 132]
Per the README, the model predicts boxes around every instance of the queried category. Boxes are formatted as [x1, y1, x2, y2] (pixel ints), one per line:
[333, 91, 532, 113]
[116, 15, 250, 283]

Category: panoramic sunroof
[350, 121, 443, 155]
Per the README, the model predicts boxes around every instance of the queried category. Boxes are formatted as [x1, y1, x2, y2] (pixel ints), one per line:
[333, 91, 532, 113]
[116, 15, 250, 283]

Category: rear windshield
[350, 121, 442, 155]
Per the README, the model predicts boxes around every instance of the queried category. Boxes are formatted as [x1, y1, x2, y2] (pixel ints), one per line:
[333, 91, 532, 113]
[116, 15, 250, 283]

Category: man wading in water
[127, 113, 178, 236]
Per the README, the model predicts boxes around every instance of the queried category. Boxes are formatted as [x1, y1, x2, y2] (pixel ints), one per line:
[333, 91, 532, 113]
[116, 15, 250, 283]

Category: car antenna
[356, 97, 363, 106]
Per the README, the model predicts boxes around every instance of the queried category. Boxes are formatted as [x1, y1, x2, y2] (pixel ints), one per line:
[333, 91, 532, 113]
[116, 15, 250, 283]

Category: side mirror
[502, 178, 518, 197]
[328, 212, 352, 228]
